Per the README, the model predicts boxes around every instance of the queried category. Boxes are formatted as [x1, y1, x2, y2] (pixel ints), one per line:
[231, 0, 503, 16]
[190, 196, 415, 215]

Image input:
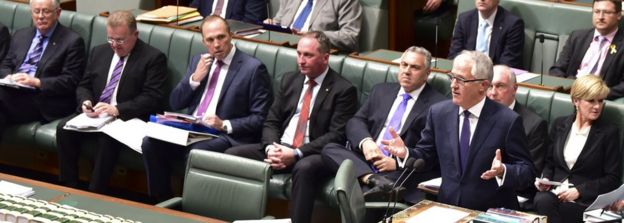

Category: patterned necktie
[459, 110, 471, 171]
[292, 0, 313, 31]
[196, 60, 224, 117]
[99, 57, 125, 103]
[380, 94, 412, 156]
[476, 22, 489, 53]
[579, 36, 608, 76]
[590, 36, 608, 74]
[213, 0, 225, 16]
[292, 79, 317, 148]
[18, 35, 46, 74]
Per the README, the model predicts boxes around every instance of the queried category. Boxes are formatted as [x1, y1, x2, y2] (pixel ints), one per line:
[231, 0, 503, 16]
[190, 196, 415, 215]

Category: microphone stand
[539, 34, 545, 86]
[381, 159, 414, 223]
[434, 18, 439, 69]
[176, 0, 180, 26]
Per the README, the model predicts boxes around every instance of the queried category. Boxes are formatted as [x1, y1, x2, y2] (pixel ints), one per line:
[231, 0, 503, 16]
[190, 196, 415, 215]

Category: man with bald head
[0, 0, 85, 133]
[56, 11, 168, 193]
[142, 15, 272, 201]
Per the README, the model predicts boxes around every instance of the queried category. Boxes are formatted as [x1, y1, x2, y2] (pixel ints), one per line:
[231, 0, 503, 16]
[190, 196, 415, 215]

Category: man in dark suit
[141, 15, 272, 200]
[448, 0, 524, 69]
[550, 0, 624, 100]
[322, 46, 446, 203]
[0, 0, 85, 132]
[225, 31, 358, 223]
[190, 0, 267, 23]
[56, 11, 168, 193]
[487, 64, 547, 202]
[385, 50, 534, 211]
[0, 22, 9, 60]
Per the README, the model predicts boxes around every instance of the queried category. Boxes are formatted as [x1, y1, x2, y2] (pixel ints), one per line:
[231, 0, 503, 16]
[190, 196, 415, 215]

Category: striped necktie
[99, 57, 125, 103]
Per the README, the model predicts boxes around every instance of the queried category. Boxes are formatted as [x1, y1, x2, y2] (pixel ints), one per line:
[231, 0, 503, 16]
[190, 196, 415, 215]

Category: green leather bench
[1, 0, 623, 213]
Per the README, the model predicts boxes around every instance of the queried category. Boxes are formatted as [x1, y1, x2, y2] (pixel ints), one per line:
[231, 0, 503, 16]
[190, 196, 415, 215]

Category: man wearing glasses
[550, 0, 624, 100]
[0, 0, 85, 133]
[384, 50, 534, 211]
[56, 11, 167, 193]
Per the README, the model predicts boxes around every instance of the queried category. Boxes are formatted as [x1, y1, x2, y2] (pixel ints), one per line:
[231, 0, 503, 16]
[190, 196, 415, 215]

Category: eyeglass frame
[106, 38, 127, 45]
[446, 72, 488, 85]
[593, 9, 618, 16]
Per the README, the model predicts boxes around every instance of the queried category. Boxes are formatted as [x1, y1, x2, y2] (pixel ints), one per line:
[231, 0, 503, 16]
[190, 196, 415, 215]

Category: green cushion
[0, 1, 16, 33]
[12, 3, 32, 31]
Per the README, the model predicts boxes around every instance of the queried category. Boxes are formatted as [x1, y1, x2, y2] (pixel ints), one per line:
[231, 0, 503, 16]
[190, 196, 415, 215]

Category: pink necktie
[196, 60, 223, 117]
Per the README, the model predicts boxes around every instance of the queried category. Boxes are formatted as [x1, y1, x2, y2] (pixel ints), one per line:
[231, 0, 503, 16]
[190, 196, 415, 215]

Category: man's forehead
[401, 52, 424, 65]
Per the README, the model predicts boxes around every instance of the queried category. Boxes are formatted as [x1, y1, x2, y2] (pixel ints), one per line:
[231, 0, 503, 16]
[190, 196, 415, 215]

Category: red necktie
[213, 0, 225, 16]
[292, 80, 317, 148]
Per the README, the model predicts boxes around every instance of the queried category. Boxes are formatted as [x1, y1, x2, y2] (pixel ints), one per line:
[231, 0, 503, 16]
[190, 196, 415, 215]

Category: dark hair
[200, 15, 231, 34]
[301, 31, 331, 54]
[594, 0, 622, 13]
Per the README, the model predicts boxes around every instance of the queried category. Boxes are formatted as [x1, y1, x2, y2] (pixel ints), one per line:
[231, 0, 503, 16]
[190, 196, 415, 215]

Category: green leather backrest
[12, 3, 32, 31]
[70, 13, 95, 51]
[0, 1, 16, 33]
[183, 150, 270, 221]
[334, 159, 366, 223]
[89, 16, 108, 54]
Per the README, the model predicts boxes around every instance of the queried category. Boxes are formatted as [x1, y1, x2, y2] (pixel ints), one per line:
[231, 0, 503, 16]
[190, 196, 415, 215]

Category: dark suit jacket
[76, 40, 167, 121]
[262, 69, 358, 156]
[411, 98, 534, 211]
[541, 114, 621, 205]
[448, 6, 525, 69]
[190, 0, 267, 23]
[347, 83, 446, 154]
[0, 23, 9, 61]
[0, 23, 86, 121]
[514, 102, 548, 173]
[549, 28, 624, 100]
[170, 49, 272, 144]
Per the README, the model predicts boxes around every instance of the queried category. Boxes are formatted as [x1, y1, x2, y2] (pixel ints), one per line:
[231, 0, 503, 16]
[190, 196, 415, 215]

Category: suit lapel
[15, 28, 36, 73]
[216, 50, 241, 106]
[445, 104, 462, 176]
[311, 68, 333, 116]
[556, 116, 574, 172]
[116, 41, 144, 95]
[599, 29, 624, 76]
[570, 121, 603, 171]
[400, 85, 430, 135]
[285, 74, 306, 122]
[464, 99, 498, 176]
[286, 0, 304, 24]
[372, 85, 400, 138]
[307, 0, 327, 29]
[36, 25, 64, 78]
[489, 8, 504, 59]
[468, 11, 479, 50]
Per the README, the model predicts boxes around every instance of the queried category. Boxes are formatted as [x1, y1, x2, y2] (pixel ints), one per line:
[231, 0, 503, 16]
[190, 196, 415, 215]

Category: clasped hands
[4, 73, 41, 88]
[380, 128, 505, 179]
[264, 142, 296, 170]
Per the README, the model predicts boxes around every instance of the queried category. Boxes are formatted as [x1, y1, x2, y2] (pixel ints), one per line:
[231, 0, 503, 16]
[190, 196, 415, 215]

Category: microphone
[380, 158, 419, 222]
[176, 0, 180, 26]
[434, 18, 439, 69]
[538, 33, 545, 86]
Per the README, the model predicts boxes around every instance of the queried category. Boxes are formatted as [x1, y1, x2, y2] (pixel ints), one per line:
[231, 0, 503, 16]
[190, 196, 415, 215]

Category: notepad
[0, 181, 34, 197]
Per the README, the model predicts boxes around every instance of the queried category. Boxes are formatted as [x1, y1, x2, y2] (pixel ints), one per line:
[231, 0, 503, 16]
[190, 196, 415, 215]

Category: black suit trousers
[0, 87, 42, 132]
[226, 144, 333, 223]
[534, 191, 586, 223]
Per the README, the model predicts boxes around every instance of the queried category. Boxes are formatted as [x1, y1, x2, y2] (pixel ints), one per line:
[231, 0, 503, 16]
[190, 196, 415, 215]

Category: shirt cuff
[358, 137, 374, 150]
[396, 147, 410, 168]
[223, 120, 232, 134]
[496, 164, 507, 187]
[189, 74, 200, 90]
[294, 148, 303, 159]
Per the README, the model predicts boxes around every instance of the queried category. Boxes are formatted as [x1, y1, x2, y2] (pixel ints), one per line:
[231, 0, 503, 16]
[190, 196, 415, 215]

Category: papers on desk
[146, 122, 217, 146]
[233, 219, 291, 223]
[419, 177, 441, 191]
[137, 6, 200, 23]
[406, 206, 469, 223]
[516, 72, 540, 83]
[584, 184, 624, 223]
[0, 78, 36, 90]
[0, 181, 34, 197]
[63, 113, 114, 132]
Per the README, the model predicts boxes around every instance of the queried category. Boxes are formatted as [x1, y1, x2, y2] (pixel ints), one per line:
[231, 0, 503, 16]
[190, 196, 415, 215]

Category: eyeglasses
[31, 8, 55, 16]
[107, 38, 126, 45]
[593, 9, 618, 16]
[446, 72, 487, 85]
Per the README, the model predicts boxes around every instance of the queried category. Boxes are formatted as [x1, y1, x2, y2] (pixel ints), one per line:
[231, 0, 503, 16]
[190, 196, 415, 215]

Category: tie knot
[307, 79, 317, 87]
[401, 93, 412, 102]
[39, 35, 46, 40]
[462, 110, 471, 118]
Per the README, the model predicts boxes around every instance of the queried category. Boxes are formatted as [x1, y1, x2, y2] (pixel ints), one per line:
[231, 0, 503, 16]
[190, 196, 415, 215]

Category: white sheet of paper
[233, 219, 291, 223]
[146, 122, 191, 146]
[0, 180, 34, 197]
[419, 177, 442, 188]
[516, 72, 540, 83]
[406, 206, 469, 223]
[0, 78, 36, 89]
[586, 184, 624, 211]
[64, 113, 114, 131]
[101, 119, 147, 153]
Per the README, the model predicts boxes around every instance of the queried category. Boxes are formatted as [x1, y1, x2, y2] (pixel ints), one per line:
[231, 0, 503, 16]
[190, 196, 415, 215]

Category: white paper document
[583, 209, 622, 222]
[0, 180, 34, 197]
[406, 206, 469, 223]
[100, 119, 148, 153]
[233, 219, 291, 223]
[0, 78, 36, 90]
[145, 122, 217, 146]
[535, 178, 563, 186]
[63, 113, 114, 131]
[516, 72, 540, 83]
[587, 184, 624, 211]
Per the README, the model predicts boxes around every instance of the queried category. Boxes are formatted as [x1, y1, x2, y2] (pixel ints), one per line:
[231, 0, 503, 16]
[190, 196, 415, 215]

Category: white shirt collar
[508, 99, 516, 110]
[478, 7, 498, 27]
[459, 97, 487, 119]
[399, 83, 426, 100]
[304, 66, 329, 86]
[219, 46, 237, 66]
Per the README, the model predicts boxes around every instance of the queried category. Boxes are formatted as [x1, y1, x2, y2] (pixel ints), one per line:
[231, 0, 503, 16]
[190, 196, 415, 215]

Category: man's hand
[81, 100, 98, 118]
[361, 139, 382, 161]
[423, 0, 443, 12]
[534, 178, 553, 192]
[12, 73, 41, 88]
[93, 102, 119, 117]
[609, 200, 624, 212]
[373, 156, 397, 172]
[557, 188, 580, 202]
[481, 149, 505, 180]
[264, 143, 296, 170]
[263, 18, 274, 24]
[381, 127, 407, 158]
[202, 115, 224, 131]
[191, 54, 213, 82]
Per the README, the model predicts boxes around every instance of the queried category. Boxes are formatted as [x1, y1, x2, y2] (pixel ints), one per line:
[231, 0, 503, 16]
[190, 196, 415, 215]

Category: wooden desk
[0, 173, 226, 223]
[350, 49, 453, 73]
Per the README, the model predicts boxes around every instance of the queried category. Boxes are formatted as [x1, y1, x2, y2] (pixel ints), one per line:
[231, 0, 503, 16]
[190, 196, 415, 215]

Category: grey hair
[30, 0, 60, 9]
[404, 46, 432, 70]
[107, 10, 137, 32]
[454, 50, 493, 81]
[493, 64, 516, 84]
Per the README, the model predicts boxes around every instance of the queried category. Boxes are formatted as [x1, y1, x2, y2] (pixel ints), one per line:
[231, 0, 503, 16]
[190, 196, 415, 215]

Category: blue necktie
[18, 35, 46, 74]
[476, 22, 489, 53]
[459, 110, 471, 171]
[99, 57, 125, 103]
[292, 0, 313, 31]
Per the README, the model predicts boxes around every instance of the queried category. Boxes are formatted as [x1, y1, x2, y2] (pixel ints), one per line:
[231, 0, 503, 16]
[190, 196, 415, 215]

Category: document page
[101, 119, 147, 153]
[406, 206, 469, 223]
[64, 113, 114, 131]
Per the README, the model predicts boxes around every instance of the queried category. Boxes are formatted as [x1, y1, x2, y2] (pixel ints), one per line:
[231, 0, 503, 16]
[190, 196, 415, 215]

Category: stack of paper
[64, 113, 115, 132]
[0, 181, 34, 197]
[137, 6, 202, 23]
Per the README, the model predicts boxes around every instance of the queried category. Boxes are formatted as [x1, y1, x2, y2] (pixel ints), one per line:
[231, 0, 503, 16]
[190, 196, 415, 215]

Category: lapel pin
[325, 88, 329, 92]
[610, 44, 617, 54]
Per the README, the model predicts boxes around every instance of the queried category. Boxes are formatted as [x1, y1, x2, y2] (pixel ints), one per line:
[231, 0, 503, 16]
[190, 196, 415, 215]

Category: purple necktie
[381, 94, 412, 156]
[99, 57, 125, 103]
[196, 60, 224, 117]
[18, 35, 46, 74]
[459, 110, 471, 171]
